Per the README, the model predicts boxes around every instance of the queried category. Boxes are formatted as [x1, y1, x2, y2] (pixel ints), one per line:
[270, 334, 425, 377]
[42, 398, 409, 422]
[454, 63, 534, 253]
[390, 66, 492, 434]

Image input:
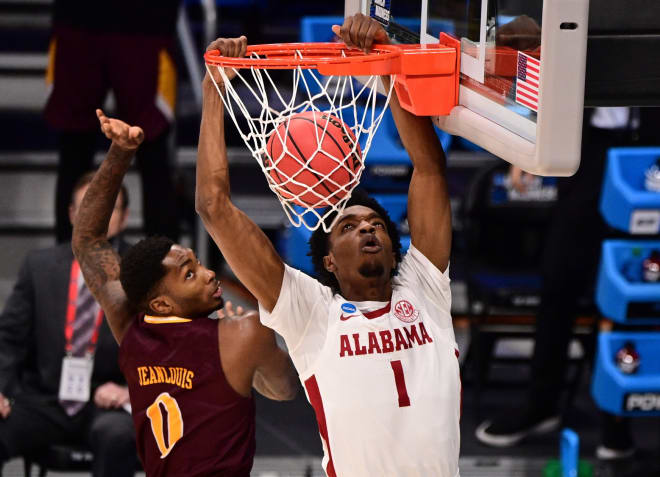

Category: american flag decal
[515, 52, 540, 112]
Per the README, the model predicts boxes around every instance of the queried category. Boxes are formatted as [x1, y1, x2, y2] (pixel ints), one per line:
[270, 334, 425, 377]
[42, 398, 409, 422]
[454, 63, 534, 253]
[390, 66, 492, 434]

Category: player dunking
[197, 14, 460, 477]
[72, 110, 298, 476]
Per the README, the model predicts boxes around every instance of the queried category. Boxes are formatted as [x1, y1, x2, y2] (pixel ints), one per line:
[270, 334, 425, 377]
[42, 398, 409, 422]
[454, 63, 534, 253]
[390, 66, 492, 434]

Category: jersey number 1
[390, 360, 411, 407]
[146, 392, 184, 458]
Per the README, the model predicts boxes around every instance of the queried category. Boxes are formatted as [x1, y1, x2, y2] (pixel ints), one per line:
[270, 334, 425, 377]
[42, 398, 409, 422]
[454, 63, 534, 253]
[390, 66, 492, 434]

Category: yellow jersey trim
[144, 315, 192, 324]
[157, 48, 176, 117]
[46, 38, 56, 85]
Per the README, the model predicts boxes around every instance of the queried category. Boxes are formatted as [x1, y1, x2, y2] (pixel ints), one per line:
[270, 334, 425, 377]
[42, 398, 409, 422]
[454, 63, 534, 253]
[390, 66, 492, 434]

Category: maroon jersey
[119, 315, 255, 477]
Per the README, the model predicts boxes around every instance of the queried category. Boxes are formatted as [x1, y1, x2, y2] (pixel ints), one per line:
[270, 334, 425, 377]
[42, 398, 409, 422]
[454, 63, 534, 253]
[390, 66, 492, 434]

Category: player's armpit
[95, 280, 135, 344]
[252, 347, 299, 401]
[248, 316, 298, 401]
[219, 308, 298, 400]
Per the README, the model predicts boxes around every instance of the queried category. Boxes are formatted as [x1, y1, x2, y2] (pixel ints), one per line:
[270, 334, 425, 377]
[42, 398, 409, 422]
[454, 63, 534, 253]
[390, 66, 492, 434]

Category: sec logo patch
[394, 300, 419, 323]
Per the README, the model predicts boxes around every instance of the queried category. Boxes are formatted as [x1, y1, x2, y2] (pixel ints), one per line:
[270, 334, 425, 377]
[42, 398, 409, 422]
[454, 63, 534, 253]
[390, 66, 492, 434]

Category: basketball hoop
[204, 38, 459, 232]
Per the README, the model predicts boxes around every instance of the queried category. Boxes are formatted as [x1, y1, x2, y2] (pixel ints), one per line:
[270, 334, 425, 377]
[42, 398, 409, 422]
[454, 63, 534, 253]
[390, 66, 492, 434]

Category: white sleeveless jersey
[260, 245, 460, 477]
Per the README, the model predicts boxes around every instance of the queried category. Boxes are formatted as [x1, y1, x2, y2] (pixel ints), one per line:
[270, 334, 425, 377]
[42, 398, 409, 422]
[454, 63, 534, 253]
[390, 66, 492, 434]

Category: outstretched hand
[217, 300, 246, 319]
[332, 13, 390, 53]
[204, 36, 248, 89]
[96, 109, 144, 151]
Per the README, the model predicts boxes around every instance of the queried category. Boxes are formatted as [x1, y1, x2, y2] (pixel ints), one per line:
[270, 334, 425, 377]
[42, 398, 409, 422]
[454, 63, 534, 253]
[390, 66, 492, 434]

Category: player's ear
[68, 203, 77, 227]
[148, 295, 174, 316]
[323, 253, 336, 273]
[117, 207, 130, 233]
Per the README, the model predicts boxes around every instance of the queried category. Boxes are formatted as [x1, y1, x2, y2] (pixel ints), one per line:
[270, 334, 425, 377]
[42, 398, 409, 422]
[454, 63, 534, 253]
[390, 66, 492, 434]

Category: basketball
[264, 111, 362, 208]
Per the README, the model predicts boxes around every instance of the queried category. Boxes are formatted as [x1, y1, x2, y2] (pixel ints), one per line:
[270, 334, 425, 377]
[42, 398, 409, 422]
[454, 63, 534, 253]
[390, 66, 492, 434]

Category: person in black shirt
[44, 0, 182, 243]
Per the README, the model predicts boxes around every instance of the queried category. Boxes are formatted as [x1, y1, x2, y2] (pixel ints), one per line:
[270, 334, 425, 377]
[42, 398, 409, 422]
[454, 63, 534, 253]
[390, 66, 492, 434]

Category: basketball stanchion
[204, 39, 459, 231]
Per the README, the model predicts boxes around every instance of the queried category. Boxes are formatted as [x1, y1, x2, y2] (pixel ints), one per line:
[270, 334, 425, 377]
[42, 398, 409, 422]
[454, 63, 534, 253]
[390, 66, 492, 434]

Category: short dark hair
[120, 236, 174, 310]
[72, 171, 129, 211]
[308, 189, 402, 294]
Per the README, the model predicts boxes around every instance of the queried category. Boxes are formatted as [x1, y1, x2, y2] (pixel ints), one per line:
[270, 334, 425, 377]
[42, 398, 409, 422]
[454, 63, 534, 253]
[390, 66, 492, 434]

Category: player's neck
[339, 279, 392, 302]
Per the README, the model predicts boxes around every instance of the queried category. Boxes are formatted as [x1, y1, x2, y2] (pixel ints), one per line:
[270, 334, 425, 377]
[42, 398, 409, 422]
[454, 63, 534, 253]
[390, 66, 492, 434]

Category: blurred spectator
[44, 0, 181, 242]
[475, 107, 660, 459]
[0, 172, 136, 477]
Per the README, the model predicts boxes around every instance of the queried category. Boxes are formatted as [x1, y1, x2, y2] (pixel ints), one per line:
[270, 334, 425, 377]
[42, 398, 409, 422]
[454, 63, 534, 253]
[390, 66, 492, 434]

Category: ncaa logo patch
[341, 303, 357, 313]
[394, 300, 419, 323]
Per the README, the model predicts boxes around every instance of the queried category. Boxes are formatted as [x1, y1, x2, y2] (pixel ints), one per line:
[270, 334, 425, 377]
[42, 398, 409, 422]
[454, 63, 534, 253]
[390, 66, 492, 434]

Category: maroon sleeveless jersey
[119, 315, 255, 476]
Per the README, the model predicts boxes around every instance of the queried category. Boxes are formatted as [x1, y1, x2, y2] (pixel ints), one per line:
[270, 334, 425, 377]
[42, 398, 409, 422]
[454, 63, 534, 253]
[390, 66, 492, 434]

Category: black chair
[460, 163, 595, 418]
[23, 444, 93, 476]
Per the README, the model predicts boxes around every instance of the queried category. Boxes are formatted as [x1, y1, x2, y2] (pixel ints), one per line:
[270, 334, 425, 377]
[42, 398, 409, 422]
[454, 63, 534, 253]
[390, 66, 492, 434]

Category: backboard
[344, 0, 590, 176]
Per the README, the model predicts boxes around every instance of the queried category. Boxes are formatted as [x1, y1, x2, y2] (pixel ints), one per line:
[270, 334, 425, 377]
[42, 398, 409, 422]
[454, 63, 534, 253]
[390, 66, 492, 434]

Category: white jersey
[260, 245, 460, 477]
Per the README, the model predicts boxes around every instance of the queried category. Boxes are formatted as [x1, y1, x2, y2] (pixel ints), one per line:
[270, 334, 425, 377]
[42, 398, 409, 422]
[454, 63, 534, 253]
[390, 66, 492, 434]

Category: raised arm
[389, 79, 451, 272]
[333, 15, 452, 272]
[196, 37, 285, 312]
[71, 110, 144, 344]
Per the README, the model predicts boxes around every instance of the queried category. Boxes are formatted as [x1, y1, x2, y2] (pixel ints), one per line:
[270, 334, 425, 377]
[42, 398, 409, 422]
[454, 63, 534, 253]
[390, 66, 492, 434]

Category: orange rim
[204, 42, 401, 73]
[204, 38, 462, 116]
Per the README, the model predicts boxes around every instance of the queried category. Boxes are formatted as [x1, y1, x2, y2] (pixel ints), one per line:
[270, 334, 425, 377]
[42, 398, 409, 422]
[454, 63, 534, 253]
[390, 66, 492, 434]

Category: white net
[205, 50, 394, 232]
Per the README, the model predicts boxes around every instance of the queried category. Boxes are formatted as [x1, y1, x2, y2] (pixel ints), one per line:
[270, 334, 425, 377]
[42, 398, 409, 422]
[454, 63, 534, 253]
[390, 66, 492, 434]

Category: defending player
[72, 110, 298, 477]
[197, 14, 459, 477]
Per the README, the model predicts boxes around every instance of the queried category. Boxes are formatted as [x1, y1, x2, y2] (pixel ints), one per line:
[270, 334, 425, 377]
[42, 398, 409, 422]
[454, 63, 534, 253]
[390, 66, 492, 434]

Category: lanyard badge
[59, 355, 94, 402]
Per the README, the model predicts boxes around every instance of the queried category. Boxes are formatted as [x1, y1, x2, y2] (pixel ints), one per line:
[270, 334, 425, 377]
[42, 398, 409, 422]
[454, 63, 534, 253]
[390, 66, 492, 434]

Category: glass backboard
[344, 0, 590, 176]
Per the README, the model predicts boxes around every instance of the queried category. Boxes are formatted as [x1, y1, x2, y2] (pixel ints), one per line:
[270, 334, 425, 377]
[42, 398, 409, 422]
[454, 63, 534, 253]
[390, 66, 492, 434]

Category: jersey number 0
[146, 392, 184, 458]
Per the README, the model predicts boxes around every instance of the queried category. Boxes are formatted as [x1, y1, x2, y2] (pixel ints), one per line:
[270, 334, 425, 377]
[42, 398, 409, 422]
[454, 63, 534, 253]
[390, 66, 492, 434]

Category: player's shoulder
[219, 310, 276, 364]
[393, 247, 451, 304]
[392, 247, 417, 280]
[220, 310, 267, 341]
[285, 265, 334, 300]
[118, 314, 143, 356]
[286, 264, 322, 287]
[401, 244, 424, 264]
[185, 316, 221, 341]
[398, 245, 448, 276]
